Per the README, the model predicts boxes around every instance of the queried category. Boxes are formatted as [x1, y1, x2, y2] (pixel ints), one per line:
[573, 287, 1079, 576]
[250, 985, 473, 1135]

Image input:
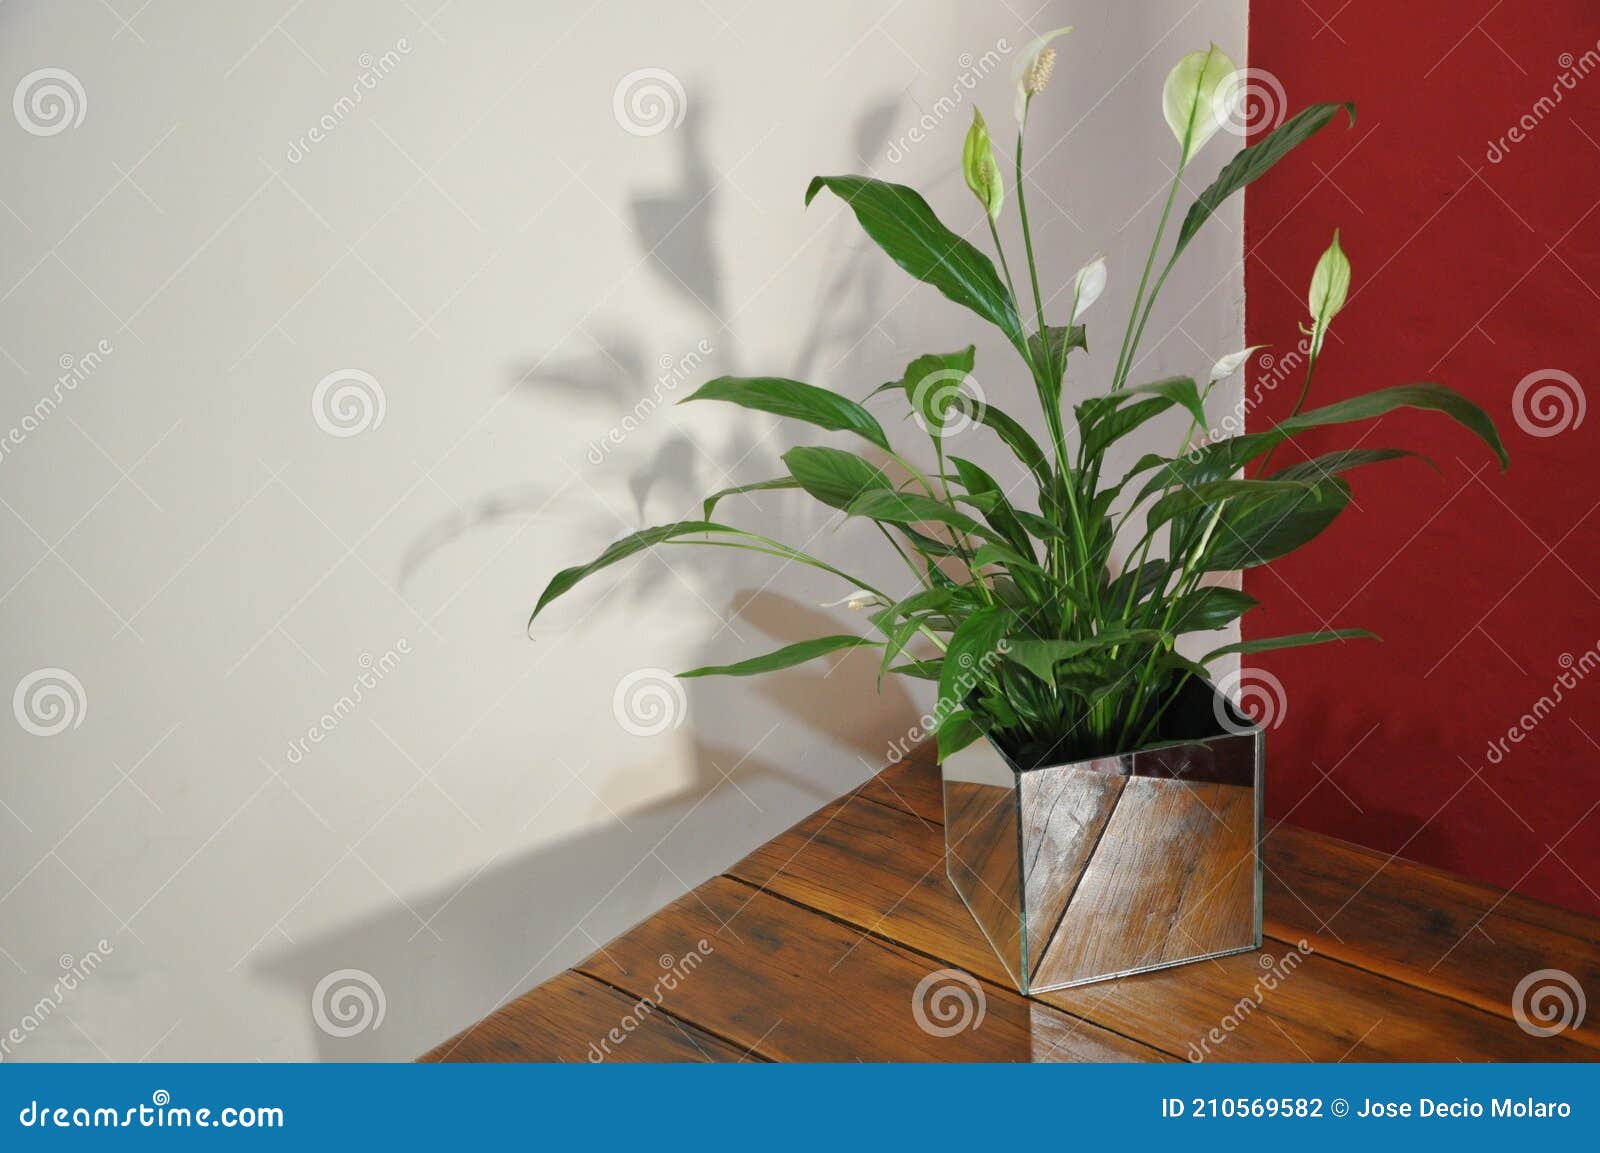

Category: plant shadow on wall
[261, 100, 923, 1058]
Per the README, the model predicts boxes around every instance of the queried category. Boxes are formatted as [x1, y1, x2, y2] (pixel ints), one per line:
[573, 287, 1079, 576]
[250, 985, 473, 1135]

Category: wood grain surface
[425, 749, 1600, 1062]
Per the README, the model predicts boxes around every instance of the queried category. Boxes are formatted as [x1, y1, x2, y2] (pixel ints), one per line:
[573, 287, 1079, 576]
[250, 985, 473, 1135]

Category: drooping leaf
[1077, 396, 1174, 458]
[1280, 383, 1508, 470]
[889, 659, 942, 681]
[1203, 628, 1378, 661]
[950, 456, 1035, 557]
[1271, 447, 1430, 483]
[532, 522, 740, 621]
[681, 376, 890, 450]
[1173, 102, 1357, 258]
[781, 446, 892, 510]
[1122, 376, 1208, 428]
[702, 478, 799, 520]
[805, 175, 1022, 341]
[679, 634, 881, 678]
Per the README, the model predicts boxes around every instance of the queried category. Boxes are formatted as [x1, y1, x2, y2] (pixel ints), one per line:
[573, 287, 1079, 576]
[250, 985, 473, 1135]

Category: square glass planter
[942, 678, 1262, 993]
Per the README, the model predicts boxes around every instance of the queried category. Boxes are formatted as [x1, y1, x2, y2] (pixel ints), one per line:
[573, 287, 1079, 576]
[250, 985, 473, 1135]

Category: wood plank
[872, 750, 1600, 1047]
[1019, 768, 1125, 972]
[575, 875, 1169, 1063]
[421, 971, 747, 1063]
[729, 792, 1594, 1060]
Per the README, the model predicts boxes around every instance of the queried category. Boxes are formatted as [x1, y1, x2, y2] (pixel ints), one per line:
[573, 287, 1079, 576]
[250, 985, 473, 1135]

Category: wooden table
[424, 751, 1599, 1062]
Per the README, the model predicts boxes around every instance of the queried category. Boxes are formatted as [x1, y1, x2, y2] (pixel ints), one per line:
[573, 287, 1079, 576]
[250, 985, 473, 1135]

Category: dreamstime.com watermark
[586, 940, 714, 1061]
[1512, 369, 1584, 438]
[1214, 666, 1287, 735]
[1189, 339, 1309, 458]
[0, 942, 113, 1062]
[1486, 43, 1600, 164]
[612, 68, 686, 136]
[885, 641, 1008, 763]
[286, 39, 414, 163]
[283, 640, 411, 764]
[885, 41, 1012, 164]
[0, 340, 113, 466]
[585, 339, 714, 464]
[1186, 939, 1313, 1061]
[1480, 644, 1600, 766]
[16, 1091, 282, 1130]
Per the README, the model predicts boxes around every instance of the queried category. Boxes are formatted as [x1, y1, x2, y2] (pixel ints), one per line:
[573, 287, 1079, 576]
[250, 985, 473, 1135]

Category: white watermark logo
[612, 69, 686, 136]
[885, 42, 1012, 164]
[1188, 940, 1313, 1060]
[284, 640, 410, 764]
[312, 369, 386, 438]
[911, 968, 986, 1037]
[13, 668, 86, 737]
[1214, 667, 1285, 734]
[311, 968, 386, 1037]
[1487, 43, 1600, 163]
[1512, 369, 1584, 438]
[0, 941, 113, 1061]
[910, 369, 987, 438]
[1512, 968, 1586, 1037]
[612, 668, 686, 737]
[586, 339, 714, 464]
[13, 68, 86, 136]
[1212, 68, 1287, 138]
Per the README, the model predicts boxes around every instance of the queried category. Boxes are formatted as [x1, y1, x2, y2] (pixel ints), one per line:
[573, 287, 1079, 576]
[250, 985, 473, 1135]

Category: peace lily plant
[534, 35, 1507, 769]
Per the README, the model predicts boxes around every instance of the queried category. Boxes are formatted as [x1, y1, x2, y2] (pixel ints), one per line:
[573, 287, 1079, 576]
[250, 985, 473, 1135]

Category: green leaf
[805, 175, 1022, 341]
[1147, 477, 1313, 533]
[936, 710, 984, 760]
[1204, 628, 1378, 661]
[845, 489, 993, 540]
[1003, 631, 1167, 686]
[1168, 585, 1257, 633]
[1201, 478, 1352, 571]
[681, 375, 889, 450]
[936, 608, 1010, 732]
[1077, 396, 1175, 458]
[889, 659, 942, 681]
[702, 478, 799, 520]
[1027, 324, 1088, 398]
[899, 346, 977, 445]
[1123, 376, 1208, 428]
[1271, 448, 1430, 483]
[974, 403, 1053, 493]
[950, 456, 1035, 555]
[780, 446, 892, 510]
[679, 634, 880, 678]
[1280, 383, 1508, 471]
[1173, 102, 1356, 258]
[532, 522, 738, 620]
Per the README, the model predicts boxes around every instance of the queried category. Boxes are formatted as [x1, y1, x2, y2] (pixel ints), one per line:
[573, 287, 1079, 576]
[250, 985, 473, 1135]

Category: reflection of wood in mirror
[943, 780, 1021, 974]
[1020, 766, 1125, 973]
[1029, 778, 1255, 989]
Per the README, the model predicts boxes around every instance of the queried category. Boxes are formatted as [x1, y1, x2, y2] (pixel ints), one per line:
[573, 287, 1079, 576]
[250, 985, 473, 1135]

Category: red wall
[1244, 1, 1600, 914]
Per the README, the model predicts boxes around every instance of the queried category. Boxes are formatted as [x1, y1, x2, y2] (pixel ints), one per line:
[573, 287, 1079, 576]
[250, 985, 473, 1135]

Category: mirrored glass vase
[941, 679, 1263, 993]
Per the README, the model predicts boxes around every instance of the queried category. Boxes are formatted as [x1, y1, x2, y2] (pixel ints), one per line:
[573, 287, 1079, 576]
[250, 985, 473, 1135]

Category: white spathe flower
[1207, 344, 1266, 383]
[1013, 26, 1073, 123]
[1162, 44, 1236, 163]
[1069, 255, 1107, 321]
[820, 589, 881, 611]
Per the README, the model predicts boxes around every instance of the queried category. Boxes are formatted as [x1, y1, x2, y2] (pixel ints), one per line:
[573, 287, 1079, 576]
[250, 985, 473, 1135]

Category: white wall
[0, 0, 1245, 1060]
